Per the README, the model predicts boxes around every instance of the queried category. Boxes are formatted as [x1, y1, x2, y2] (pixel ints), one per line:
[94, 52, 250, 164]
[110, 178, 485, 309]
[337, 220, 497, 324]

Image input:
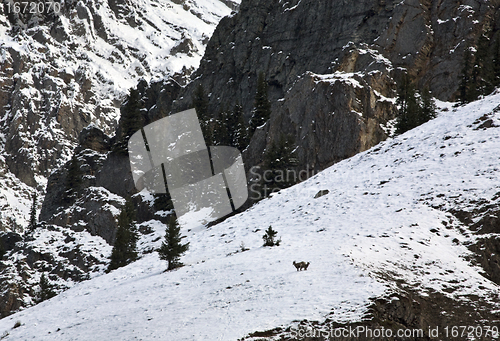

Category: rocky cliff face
[185, 0, 499, 108]
[0, 0, 237, 229]
[0, 76, 180, 317]
[167, 0, 499, 172]
[0, 226, 111, 318]
[0, 0, 237, 317]
[245, 48, 397, 172]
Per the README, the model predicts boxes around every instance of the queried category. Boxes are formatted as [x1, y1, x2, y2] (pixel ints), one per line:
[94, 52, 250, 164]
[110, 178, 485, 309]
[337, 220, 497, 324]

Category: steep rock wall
[165, 0, 499, 175]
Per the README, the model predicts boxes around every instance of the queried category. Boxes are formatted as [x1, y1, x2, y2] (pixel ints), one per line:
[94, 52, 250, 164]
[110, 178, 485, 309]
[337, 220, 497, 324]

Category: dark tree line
[212, 104, 249, 150]
[64, 154, 83, 203]
[192, 71, 272, 151]
[459, 33, 500, 105]
[192, 73, 303, 201]
[249, 72, 272, 135]
[114, 88, 144, 154]
[397, 33, 500, 134]
[193, 84, 250, 150]
[36, 273, 56, 303]
[107, 198, 139, 272]
[395, 74, 437, 135]
[260, 134, 298, 196]
[113, 73, 273, 155]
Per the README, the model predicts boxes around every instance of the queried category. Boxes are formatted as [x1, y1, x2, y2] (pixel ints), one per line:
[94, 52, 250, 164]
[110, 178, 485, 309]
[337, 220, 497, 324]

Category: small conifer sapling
[262, 226, 281, 247]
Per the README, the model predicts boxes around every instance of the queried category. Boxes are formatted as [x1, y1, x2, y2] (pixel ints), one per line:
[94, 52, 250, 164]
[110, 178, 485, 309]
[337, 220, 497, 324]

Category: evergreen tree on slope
[231, 103, 249, 150]
[395, 77, 436, 135]
[192, 83, 212, 145]
[107, 198, 138, 272]
[419, 87, 437, 125]
[262, 134, 297, 195]
[36, 273, 56, 303]
[27, 192, 38, 232]
[212, 108, 231, 146]
[115, 88, 143, 154]
[249, 72, 271, 137]
[158, 215, 189, 271]
[65, 154, 83, 202]
[395, 75, 419, 134]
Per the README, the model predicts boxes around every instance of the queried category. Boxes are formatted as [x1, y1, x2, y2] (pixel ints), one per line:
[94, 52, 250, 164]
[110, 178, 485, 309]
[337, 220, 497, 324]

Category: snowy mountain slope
[0, 0, 239, 230]
[0, 224, 112, 311]
[1, 92, 500, 339]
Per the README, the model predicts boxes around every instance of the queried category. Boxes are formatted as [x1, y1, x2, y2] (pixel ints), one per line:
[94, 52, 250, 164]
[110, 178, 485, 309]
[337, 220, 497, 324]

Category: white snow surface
[1, 92, 500, 339]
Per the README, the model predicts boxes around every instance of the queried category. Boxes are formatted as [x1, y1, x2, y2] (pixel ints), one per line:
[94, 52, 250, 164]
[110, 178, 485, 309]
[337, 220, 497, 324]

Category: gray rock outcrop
[0, 0, 236, 229]
[160, 0, 500, 179]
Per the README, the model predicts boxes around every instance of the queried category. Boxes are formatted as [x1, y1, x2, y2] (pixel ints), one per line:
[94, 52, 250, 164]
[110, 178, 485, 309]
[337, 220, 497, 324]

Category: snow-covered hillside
[1, 91, 500, 339]
[0, 0, 238, 230]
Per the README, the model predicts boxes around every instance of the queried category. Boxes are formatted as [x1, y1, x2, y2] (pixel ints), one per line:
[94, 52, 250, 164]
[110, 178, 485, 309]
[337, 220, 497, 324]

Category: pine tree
[262, 226, 280, 247]
[249, 72, 271, 136]
[458, 43, 484, 105]
[395, 74, 419, 135]
[65, 154, 83, 202]
[27, 193, 37, 232]
[192, 83, 209, 123]
[192, 83, 211, 144]
[157, 215, 189, 271]
[212, 109, 231, 146]
[492, 36, 500, 88]
[153, 192, 173, 212]
[262, 134, 297, 195]
[475, 34, 495, 97]
[231, 103, 249, 150]
[458, 46, 474, 105]
[107, 198, 138, 272]
[37, 273, 56, 303]
[0, 241, 5, 260]
[395, 79, 437, 135]
[115, 88, 143, 153]
[418, 87, 437, 125]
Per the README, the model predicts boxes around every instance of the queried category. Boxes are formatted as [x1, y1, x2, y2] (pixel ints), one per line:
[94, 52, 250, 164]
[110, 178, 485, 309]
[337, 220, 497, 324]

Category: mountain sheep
[293, 261, 310, 271]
